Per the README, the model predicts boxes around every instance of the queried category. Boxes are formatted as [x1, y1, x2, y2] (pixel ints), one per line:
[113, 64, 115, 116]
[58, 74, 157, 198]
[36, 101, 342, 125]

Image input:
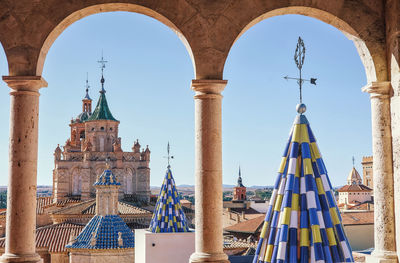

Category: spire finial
[105, 156, 111, 170]
[352, 156, 355, 167]
[283, 37, 317, 114]
[164, 142, 174, 168]
[98, 51, 108, 93]
[239, 165, 241, 178]
[84, 72, 91, 100]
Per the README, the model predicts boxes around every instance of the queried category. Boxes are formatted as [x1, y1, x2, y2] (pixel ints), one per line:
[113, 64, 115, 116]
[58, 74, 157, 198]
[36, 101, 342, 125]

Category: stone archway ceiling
[148, 166, 189, 233]
[253, 107, 353, 263]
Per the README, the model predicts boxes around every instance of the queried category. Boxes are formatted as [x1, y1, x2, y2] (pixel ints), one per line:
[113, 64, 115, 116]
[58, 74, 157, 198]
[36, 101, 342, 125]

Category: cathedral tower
[53, 56, 151, 203]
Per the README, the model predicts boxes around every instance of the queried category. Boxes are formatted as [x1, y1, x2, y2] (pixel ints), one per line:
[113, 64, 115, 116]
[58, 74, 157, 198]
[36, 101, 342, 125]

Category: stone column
[189, 79, 229, 263]
[0, 76, 47, 263]
[363, 81, 397, 263]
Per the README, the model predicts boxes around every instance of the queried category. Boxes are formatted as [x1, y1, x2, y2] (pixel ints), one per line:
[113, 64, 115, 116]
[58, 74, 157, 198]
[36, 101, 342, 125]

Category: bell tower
[233, 166, 246, 201]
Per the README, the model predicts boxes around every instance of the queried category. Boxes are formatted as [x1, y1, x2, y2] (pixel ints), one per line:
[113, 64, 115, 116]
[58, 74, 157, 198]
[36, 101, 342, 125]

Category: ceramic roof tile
[0, 222, 85, 252]
[341, 212, 374, 225]
[225, 215, 265, 234]
[66, 215, 134, 249]
[337, 184, 372, 192]
[87, 93, 117, 122]
[253, 110, 354, 262]
[148, 167, 190, 233]
[51, 199, 150, 216]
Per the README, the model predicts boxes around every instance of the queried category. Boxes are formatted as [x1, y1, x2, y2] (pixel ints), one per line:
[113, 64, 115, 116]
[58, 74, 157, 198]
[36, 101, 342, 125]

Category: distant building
[233, 167, 246, 201]
[53, 67, 151, 203]
[338, 166, 373, 205]
[362, 156, 373, 188]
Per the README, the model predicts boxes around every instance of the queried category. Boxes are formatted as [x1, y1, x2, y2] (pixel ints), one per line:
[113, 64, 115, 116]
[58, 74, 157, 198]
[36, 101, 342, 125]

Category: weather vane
[284, 37, 317, 105]
[164, 142, 174, 168]
[85, 72, 90, 92]
[97, 51, 108, 92]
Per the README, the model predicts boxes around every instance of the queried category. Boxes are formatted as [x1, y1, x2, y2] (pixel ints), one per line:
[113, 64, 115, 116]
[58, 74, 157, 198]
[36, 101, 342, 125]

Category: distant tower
[233, 166, 246, 201]
[362, 156, 373, 188]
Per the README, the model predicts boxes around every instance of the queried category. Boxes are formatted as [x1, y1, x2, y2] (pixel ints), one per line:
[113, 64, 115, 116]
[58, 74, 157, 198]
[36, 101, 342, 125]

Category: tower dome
[347, 167, 362, 185]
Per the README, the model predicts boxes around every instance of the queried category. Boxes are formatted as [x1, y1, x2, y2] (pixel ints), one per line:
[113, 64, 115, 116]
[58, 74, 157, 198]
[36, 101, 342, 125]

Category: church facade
[53, 70, 151, 203]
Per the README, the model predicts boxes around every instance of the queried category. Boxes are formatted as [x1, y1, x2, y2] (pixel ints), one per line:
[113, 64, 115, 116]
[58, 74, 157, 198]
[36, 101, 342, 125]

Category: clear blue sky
[0, 12, 371, 188]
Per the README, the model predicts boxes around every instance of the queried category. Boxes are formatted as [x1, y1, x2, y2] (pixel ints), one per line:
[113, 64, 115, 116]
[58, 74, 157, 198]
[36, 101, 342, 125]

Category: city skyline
[0, 12, 371, 187]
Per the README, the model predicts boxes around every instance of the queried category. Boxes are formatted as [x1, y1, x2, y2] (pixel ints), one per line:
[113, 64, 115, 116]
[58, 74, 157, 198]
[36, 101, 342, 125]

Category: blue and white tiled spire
[148, 166, 189, 233]
[253, 105, 354, 263]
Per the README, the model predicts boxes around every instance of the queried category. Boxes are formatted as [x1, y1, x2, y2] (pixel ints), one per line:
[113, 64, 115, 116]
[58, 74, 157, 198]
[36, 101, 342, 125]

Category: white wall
[344, 224, 374, 251]
[250, 201, 269, 213]
[135, 229, 195, 263]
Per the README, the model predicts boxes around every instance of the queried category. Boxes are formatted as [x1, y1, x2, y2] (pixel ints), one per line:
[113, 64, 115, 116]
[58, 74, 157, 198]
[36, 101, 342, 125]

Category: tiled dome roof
[66, 215, 134, 249]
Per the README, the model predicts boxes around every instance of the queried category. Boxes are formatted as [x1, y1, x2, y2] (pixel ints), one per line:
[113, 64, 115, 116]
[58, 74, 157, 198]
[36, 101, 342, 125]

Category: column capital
[3, 76, 48, 92]
[362, 81, 392, 98]
[191, 79, 227, 98]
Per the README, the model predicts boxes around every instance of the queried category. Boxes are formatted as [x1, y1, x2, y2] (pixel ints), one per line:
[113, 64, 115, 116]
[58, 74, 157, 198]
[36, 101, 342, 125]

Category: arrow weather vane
[284, 37, 317, 104]
[164, 142, 174, 168]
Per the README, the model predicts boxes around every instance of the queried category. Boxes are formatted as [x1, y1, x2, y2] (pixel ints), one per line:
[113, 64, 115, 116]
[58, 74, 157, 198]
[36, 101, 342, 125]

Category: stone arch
[220, 5, 387, 83]
[36, 3, 195, 77]
[123, 167, 135, 195]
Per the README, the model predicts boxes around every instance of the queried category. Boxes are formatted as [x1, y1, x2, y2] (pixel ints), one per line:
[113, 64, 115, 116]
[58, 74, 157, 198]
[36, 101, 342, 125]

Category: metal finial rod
[164, 142, 174, 168]
[352, 156, 355, 167]
[85, 72, 90, 93]
[97, 51, 108, 93]
[283, 37, 317, 107]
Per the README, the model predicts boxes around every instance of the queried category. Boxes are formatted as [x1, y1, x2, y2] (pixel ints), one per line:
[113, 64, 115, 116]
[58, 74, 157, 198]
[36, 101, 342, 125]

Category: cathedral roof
[252, 107, 354, 263]
[66, 214, 134, 250]
[148, 166, 190, 233]
[50, 199, 150, 216]
[87, 92, 118, 122]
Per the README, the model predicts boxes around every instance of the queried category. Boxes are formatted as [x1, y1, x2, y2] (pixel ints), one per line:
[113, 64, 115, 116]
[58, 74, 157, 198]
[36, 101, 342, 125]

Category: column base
[189, 252, 229, 263]
[365, 250, 398, 263]
[0, 253, 42, 263]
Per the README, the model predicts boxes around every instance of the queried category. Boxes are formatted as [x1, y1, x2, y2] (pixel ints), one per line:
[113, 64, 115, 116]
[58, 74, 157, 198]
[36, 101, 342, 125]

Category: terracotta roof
[37, 196, 54, 214]
[0, 222, 85, 252]
[347, 202, 374, 211]
[230, 207, 261, 215]
[223, 237, 257, 249]
[51, 199, 150, 215]
[337, 184, 372, 192]
[224, 215, 264, 234]
[341, 211, 374, 225]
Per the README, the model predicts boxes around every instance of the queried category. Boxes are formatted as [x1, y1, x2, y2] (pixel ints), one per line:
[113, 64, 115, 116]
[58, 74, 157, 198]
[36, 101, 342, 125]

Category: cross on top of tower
[283, 37, 317, 113]
[97, 51, 108, 93]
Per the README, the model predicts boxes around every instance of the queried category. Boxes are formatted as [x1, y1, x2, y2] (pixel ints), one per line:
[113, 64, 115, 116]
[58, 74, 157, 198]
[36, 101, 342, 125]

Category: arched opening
[223, 14, 374, 252]
[0, 42, 9, 188]
[37, 10, 194, 200]
[223, 14, 372, 188]
[36, 3, 195, 77]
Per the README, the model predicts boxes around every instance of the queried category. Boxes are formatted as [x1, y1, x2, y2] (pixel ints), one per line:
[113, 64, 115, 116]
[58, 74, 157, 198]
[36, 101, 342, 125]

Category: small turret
[132, 139, 141, 153]
[94, 163, 120, 216]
